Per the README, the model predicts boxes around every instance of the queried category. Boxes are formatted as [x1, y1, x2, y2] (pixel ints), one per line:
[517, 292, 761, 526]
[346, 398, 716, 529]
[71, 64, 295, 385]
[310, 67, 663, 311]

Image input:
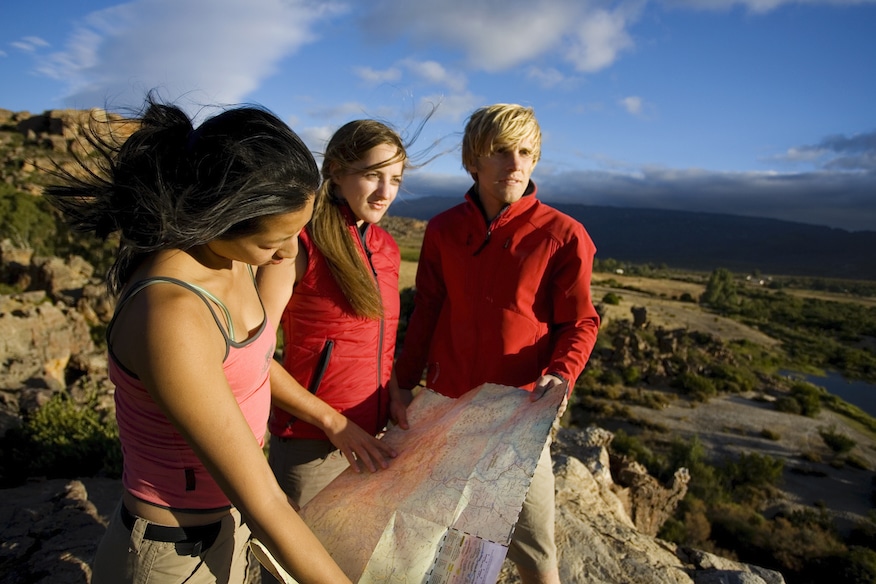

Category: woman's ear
[327, 161, 342, 182]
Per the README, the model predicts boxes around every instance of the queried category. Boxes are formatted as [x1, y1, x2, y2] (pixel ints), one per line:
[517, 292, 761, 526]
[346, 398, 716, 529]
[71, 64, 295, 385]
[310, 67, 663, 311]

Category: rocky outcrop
[0, 479, 116, 584]
[0, 241, 112, 435]
[0, 107, 134, 195]
[494, 427, 785, 584]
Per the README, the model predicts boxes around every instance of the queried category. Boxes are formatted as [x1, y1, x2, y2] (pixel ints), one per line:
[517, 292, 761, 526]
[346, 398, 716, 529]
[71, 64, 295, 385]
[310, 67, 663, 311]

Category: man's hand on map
[387, 371, 414, 430]
[324, 416, 398, 473]
[531, 374, 569, 418]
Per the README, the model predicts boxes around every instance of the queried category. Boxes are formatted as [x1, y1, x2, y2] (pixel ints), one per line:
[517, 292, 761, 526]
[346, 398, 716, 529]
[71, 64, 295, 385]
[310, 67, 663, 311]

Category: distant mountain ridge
[389, 196, 876, 281]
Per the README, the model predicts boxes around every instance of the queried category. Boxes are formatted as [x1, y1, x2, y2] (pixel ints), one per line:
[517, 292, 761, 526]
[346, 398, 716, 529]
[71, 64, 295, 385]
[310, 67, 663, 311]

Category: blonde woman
[259, 120, 412, 508]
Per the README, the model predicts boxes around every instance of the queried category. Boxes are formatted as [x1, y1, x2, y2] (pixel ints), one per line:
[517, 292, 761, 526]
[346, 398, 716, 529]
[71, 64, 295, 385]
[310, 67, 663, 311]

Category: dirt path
[622, 390, 876, 532]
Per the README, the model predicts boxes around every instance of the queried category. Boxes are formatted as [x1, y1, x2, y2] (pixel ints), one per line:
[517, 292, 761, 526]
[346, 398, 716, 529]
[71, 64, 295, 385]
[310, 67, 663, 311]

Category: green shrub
[0, 187, 57, 252]
[819, 425, 856, 454]
[800, 450, 822, 463]
[598, 369, 623, 386]
[673, 371, 717, 401]
[398, 246, 420, 263]
[638, 390, 672, 410]
[790, 382, 823, 417]
[721, 452, 784, 492]
[678, 292, 696, 303]
[708, 363, 756, 393]
[602, 292, 622, 305]
[836, 547, 876, 583]
[0, 391, 121, 486]
[610, 429, 666, 477]
[622, 366, 641, 386]
[761, 428, 781, 441]
[659, 498, 711, 547]
[700, 268, 738, 309]
[775, 396, 802, 415]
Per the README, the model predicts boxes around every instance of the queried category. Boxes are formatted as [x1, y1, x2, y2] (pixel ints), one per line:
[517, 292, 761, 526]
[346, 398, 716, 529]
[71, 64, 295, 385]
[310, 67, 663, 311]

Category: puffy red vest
[269, 211, 400, 439]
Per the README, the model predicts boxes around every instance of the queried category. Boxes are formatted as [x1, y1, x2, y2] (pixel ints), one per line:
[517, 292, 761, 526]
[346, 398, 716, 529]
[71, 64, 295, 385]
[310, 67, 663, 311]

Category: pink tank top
[108, 276, 274, 511]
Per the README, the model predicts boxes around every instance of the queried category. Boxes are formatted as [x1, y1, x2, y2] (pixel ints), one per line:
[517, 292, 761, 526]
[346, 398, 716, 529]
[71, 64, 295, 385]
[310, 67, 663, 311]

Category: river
[783, 370, 876, 417]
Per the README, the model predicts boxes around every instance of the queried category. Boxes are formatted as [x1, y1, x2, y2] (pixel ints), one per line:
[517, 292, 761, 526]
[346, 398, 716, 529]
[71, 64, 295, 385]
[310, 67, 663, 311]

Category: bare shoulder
[112, 280, 227, 377]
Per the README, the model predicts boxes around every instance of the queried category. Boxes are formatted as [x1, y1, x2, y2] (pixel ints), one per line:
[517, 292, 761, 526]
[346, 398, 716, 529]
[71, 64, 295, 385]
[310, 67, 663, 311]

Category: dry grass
[592, 282, 780, 347]
[399, 260, 417, 290]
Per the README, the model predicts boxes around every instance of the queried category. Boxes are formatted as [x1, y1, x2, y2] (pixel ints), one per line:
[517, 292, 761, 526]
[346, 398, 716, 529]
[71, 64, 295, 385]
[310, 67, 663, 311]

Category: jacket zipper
[286, 338, 333, 430]
[472, 229, 492, 256]
[308, 339, 334, 394]
[473, 206, 509, 256]
[361, 226, 385, 434]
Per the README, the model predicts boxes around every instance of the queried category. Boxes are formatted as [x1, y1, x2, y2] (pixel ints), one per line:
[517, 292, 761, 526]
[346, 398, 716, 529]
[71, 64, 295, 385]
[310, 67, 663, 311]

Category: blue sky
[2, 0, 875, 231]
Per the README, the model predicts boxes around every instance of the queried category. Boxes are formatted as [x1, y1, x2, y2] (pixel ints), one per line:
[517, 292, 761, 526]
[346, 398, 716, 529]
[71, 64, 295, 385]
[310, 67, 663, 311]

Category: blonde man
[393, 104, 601, 584]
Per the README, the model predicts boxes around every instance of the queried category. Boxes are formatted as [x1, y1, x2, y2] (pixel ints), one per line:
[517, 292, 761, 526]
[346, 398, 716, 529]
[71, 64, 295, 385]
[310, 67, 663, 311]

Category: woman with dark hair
[47, 97, 351, 583]
[258, 119, 414, 508]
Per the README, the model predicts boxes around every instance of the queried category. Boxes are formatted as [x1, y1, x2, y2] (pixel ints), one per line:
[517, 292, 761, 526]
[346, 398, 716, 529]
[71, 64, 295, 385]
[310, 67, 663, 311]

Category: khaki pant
[91, 501, 252, 584]
[268, 435, 350, 507]
[506, 443, 558, 573]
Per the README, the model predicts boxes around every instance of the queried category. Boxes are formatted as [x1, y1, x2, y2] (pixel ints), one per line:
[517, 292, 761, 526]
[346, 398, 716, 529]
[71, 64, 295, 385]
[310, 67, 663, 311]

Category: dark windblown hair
[46, 95, 320, 294]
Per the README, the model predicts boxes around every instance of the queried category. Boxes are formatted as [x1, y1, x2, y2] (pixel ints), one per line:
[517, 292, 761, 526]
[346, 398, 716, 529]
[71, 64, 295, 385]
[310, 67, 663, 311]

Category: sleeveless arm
[115, 284, 351, 583]
[256, 251, 307, 330]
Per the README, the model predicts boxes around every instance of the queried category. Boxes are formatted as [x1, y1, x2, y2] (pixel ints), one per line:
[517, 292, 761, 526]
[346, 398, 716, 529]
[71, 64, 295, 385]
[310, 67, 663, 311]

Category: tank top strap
[107, 277, 234, 373]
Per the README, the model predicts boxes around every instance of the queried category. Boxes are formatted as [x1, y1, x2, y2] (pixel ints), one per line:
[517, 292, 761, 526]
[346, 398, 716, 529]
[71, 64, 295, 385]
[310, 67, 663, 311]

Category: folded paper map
[253, 382, 564, 583]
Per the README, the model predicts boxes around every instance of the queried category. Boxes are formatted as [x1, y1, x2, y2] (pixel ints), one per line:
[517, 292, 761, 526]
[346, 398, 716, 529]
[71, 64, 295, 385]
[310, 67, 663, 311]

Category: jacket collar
[336, 200, 371, 235]
[465, 180, 539, 226]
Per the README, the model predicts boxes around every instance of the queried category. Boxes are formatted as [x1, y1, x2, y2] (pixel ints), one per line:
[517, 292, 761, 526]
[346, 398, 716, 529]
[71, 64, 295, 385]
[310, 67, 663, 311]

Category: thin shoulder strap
[126, 277, 234, 338]
[107, 277, 234, 373]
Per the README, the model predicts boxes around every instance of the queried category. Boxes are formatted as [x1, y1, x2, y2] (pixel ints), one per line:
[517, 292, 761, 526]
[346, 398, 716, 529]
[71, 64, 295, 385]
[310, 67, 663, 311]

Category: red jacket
[269, 208, 400, 439]
[395, 182, 600, 398]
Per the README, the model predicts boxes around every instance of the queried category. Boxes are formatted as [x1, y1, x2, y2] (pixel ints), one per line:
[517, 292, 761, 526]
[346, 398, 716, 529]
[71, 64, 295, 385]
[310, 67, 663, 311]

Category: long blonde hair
[309, 120, 406, 319]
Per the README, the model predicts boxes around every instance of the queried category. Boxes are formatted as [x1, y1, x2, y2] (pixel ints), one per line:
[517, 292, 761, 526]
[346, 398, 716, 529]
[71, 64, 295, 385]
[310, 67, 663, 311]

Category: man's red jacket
[395, 182, 600, 398]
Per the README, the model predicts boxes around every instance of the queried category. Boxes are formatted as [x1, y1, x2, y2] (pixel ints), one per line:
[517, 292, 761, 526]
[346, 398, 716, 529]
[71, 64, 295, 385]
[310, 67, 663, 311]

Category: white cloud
[526, 66, 568, 88]
[620, 96, 644, 115]
[401, 59, 467, 92]
[772, 130, 876, 171]
[36, 0, 345, 112]
[538, 166, 876, 231]
[12, 36, 50, 52]
[664, 0, 876, 14]
[306, 101, 371, 120]
[299, 125, 336, 155]
[354, 66, 402, 85]
[417, 92, 482, 122]
[360, 0, 642, 73]
[565, 8, 637, 72]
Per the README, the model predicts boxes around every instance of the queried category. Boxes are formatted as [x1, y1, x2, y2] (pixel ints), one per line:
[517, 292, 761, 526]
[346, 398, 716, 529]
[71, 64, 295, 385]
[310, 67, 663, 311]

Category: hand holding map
[253, 382, 565, 583]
